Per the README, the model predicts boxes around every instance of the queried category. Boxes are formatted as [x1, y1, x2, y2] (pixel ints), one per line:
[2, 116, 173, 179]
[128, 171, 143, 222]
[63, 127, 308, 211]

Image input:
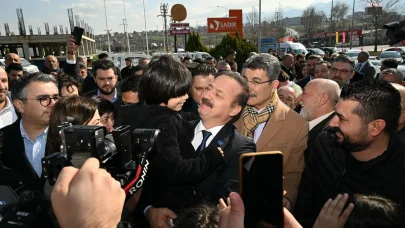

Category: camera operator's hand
[51, 158, 125, 228]
[146, 206, 177, 228]
[313, 194, 354, 228]
[219, 192, 245, 228]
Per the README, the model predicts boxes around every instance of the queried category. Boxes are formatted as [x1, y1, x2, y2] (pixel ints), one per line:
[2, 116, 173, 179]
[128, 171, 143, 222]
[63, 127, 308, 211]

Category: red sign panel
[170, 29, 190, 36]
[207, 17, 238, 33]
[170, 23, 190, 28]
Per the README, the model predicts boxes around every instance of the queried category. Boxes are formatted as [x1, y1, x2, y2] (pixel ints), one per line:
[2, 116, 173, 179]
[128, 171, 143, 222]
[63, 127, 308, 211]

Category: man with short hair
[205, 57, 216, 68]
[356, 51, 376, 80]
[0, 72, 59, 194]
[281, 54, 296, 81]
[4, 53, 21, 67]
[42, 55, 60, 75]
[86, 60, 121, 104]
[97, 53, 122, 80]
[183, 56, 193, 65]
[183, 63, 216, 116]
[139, 57, 150, 65]
[121, 76, 140, 105]
[278, 70, 302, 96]
[314, 61, 331, 79]
[235, 53, 308, 211]
[379, 68, 404, 84]
[295, 79, 405, 227]
[121, 57, 136, 79]
[297, 55, 322, 88]
[133, 64, 147, 76]
[77, 63, 88, 80]
[391, 83, 405, 144]
[296, 79, 340, 161]
[329, 55, 355, 88]
[278, 86, 297, 110]
[225, 50, 236, 63]
[216, 60, 231, 72]
[6, 63, 24, 89]
[381, 58, 398, 71]
[0, 67, 18, 128]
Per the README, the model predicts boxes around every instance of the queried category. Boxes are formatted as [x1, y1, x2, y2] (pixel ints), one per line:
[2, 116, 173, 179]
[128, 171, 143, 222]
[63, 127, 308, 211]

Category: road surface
[336, 45, 392, 52]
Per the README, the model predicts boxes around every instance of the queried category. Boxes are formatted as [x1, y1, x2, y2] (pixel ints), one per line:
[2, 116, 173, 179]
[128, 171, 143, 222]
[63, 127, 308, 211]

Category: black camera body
[41, 124, 159, 197]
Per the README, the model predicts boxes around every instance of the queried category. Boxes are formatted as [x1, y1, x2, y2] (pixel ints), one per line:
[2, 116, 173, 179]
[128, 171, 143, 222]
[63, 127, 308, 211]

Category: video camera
[384, 19, 405, 46]
[41, 124, 159, 197]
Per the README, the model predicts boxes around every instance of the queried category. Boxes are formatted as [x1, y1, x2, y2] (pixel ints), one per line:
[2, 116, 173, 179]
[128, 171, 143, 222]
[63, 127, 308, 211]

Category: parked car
[385, 47, 405, 60]
[320, 47, 338, 54]
[307, 48, 325, 56]
[344, 49, 362, 61]
[370, 60, 382, 75]
[379, 51, 403, 64]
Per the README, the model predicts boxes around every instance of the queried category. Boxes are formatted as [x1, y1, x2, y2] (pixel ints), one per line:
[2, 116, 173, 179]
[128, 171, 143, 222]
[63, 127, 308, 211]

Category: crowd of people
[1, 35, 405, 228]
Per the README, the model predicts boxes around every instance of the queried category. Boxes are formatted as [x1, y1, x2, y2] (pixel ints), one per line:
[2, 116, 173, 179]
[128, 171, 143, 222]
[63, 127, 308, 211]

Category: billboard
[207, 17, 238, 33]
[260, 37, 278, 53]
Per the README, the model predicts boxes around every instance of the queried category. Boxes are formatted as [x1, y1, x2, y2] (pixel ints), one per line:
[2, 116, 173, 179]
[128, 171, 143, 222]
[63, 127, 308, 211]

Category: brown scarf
[242, 93, 278, 139]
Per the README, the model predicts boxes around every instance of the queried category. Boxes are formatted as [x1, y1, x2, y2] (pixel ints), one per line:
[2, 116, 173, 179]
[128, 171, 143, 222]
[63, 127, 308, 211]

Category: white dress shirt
[192, 121, 224, 150]
[0, 96, 18, 129]
[309, 111, 334, 131]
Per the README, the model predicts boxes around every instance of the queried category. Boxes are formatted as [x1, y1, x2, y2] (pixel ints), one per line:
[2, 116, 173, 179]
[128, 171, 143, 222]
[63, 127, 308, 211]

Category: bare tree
[246, 7, 260, 46]
[301, 6, 324, 45]
[330, 2, 350, 31]
[358, 0, 404, 51]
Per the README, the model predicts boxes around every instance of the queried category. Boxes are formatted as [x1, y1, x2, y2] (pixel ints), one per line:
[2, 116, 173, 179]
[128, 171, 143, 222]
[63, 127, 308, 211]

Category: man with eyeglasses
[0, 72, 59, 194]
[329, 55, 355, 88]
[297, 55, 323, 88]
[235, 54, 308, 215]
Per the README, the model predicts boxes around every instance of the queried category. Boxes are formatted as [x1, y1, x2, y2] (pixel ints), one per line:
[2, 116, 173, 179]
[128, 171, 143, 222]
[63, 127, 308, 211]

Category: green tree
[209, 32, 257, 72]
[185, 32, 208, 52]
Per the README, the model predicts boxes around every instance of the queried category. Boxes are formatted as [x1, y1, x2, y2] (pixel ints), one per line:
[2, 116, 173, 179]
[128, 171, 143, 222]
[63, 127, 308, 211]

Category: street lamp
[217, 6, 228, 17]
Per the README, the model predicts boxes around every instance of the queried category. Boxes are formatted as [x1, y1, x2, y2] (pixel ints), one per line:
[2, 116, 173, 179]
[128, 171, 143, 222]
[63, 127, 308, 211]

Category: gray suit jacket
[359, 61, 376, 80]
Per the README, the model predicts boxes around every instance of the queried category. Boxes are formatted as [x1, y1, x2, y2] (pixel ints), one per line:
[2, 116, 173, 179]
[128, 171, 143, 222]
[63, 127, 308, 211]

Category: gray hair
[332, 55, 355, 71]
[216, 60, 231, 71]
[243, 53, 281, 81]
[11, 72, 58, 101]
[380, 68, 404, 84]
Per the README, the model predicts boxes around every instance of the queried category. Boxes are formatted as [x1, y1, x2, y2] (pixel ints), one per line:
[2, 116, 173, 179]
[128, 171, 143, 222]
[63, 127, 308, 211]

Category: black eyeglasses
[24, 95, 61, 107]
[246, 79, 272, 86]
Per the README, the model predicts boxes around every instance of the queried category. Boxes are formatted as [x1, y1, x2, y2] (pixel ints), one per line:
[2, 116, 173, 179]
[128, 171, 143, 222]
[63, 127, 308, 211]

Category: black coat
[296, 76, 311, 89]
[304, 113, 335, 163]
[281, 64, 296, 81]
[0, 119, 45, 195]
[182, 97, 200, 119]
[137, 106, 226, 210]
[294, 131, 405, 227]
[63, 61, 98, 93]
[190, 120, 256, 203]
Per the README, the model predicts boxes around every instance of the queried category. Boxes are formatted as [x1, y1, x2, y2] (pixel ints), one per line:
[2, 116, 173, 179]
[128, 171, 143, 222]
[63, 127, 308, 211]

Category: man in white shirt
[0, 67, 18, 129]
[296, 78, 340, 162]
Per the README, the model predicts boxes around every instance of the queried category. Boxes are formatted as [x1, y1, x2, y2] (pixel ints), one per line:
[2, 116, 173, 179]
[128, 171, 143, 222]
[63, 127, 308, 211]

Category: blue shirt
[20, 121, 48, 177]
[97, 88, 118, 103]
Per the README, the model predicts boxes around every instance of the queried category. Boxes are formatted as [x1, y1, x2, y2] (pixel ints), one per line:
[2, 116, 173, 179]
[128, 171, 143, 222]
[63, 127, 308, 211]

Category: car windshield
[380, 52, 401, 58]
[20, 59, 31, 67]
[292, 49, 305, 54]
[346, 52, 359, 57]
[311, 49, 324, 54]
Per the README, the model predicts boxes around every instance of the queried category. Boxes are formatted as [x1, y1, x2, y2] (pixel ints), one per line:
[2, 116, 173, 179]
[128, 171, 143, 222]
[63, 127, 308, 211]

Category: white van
[279, 42, 308, 55]
[109, 53, 150, 69]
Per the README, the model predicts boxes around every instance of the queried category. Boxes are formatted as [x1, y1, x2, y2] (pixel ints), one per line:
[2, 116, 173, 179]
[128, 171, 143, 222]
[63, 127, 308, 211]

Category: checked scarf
[242, 93, 277, 139]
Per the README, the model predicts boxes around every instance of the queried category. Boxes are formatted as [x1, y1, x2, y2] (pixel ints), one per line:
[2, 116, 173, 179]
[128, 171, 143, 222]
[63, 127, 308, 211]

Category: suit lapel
[209, 124, 232, 149]
[256, 100, 287, 151]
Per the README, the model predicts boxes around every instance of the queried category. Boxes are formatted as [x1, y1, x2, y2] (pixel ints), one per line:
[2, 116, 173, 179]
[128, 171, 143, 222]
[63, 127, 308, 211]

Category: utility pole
[350, 0, 355, 49]
[122, 0, 130, 53]
[103, 0, 112, 54]
[275, 11, 281, 54]
[143, 0, 149, 56]
[258, 0, 261, 52]
[329, 0, 334, 46]
[158, 3, 169, 53]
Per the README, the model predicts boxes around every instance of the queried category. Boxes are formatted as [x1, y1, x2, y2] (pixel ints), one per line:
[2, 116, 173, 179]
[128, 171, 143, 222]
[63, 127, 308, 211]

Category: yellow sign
[336, 32, 339, 43]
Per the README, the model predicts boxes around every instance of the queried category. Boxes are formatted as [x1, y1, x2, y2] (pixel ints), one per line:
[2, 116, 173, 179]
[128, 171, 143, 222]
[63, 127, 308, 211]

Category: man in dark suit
[182, 63, 216, 117]
[142, 72, 256, 228]
[0, 72, 59, 195]
[296, 78, 340, 162]
[296, 55, 322, 88]
[280, 54, 296, 81]
[355, 51, 376, 80]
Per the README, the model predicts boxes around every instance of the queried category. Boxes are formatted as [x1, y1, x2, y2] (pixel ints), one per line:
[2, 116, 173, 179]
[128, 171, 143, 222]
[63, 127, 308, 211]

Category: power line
[158, 3, 169, 53]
